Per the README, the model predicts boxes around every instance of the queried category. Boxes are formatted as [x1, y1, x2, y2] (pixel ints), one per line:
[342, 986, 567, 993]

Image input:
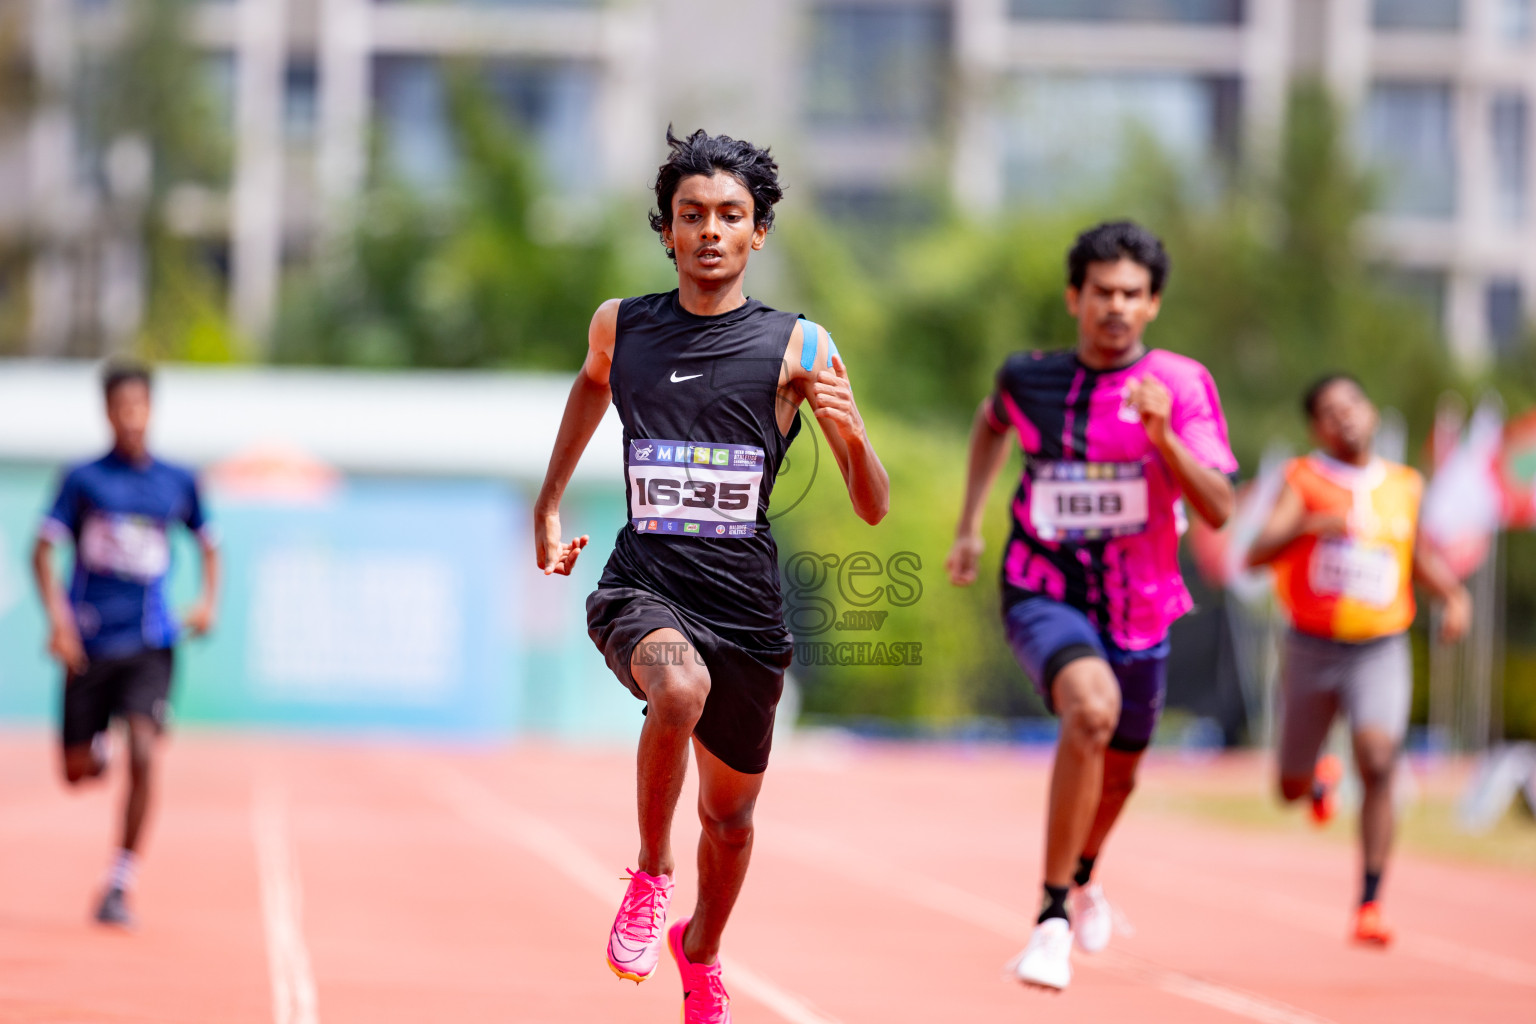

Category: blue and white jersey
[40, 451, 212, 659]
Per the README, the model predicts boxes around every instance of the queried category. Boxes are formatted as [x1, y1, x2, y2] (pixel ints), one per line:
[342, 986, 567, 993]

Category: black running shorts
[586, 586, 791, 775]
[61, 647, 175, 748]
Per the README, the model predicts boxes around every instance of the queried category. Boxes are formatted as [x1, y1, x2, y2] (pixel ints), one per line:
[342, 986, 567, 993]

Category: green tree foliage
[76, 0, 235, 360]
[772, 409, 1038, 723]
[274, 70, 639, 368]
[90, 0, 228, 189]
[0, 7, 34, 352]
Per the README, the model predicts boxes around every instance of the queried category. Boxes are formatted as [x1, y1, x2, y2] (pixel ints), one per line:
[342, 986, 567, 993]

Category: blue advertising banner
[0, 464, 641, 743]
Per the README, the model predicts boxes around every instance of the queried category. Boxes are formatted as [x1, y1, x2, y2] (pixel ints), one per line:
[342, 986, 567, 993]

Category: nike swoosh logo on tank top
[669, 371, 702, 383]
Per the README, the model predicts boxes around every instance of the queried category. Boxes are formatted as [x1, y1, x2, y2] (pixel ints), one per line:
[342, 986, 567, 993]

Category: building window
[1364, 81, 1456, 218]
[1498, 0, 1533, 40]
[1488, 279, 1525, 353]
[285, 59, 320, 145]
[374, 57, 453, 188]
[372, 57, 597, 192]
[999, 73, 1240, 203]
[1009, 0, 1243, 22]
[1372, 0, 1461, 30]
[805, 4, 949, 132]
[1492, 92, 1528, 224]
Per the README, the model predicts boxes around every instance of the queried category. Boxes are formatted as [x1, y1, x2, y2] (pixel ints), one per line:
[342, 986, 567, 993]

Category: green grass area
[1140, 786, 1536, 875]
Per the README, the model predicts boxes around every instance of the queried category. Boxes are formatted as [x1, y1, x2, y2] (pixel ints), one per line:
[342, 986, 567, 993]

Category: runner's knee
[1052, 661, 1120, 744]
[1055, 671, 1119, 749]
[699, 801, 754, 851]
[1356, 750, 1395, 790]
[1354, 731, 1398, 789]
[642, 666, 710, 728]
[1063, 703, 1117, 749]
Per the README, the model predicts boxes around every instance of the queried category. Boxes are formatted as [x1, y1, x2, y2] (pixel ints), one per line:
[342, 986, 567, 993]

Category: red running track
[0, 730, 1532, 1023]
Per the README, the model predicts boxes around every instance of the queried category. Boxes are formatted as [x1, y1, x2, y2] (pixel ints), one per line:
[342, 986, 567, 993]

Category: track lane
[2, 733, 1532, 1024]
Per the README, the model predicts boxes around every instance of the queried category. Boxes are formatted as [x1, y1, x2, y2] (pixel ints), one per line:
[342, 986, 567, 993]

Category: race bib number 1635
[627, 439, 764, 539]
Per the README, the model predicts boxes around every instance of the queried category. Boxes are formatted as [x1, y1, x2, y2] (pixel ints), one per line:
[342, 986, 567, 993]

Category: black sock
[1362, 871, 1382, 906]
[1073, 855, 1096, 888]
[1038, 883, 1070, 924]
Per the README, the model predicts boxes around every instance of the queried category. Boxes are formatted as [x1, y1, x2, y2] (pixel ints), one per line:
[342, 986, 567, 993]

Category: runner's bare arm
[947, 399, 1012, 587]
[1245, 482, 1348, 567]
[183, 534, 221, 637]
[1126, 376, 1234, 528]
[785, 324, 888, 525]
[534, 299, 619, 576]
[1412, 532, 1472, 643]
[31, 535, 86, 674]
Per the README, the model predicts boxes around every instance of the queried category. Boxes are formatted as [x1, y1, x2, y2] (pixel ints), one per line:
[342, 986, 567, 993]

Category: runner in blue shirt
[31, 362, 221, 929]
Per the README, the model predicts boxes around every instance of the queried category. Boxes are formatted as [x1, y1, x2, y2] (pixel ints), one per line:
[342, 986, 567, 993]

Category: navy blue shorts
[1004, 597, 1168, 753]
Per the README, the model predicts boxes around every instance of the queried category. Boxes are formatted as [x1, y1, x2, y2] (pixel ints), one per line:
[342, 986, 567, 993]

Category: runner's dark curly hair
[1302, 372, 1367, 420]
[650, 127, 783, 262]
[102, 359, 153, 400]
[1067, 220, 1171, 295]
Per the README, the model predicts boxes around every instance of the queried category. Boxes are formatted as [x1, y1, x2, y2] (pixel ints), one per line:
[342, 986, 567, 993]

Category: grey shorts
[1277, 629, 1411, 781]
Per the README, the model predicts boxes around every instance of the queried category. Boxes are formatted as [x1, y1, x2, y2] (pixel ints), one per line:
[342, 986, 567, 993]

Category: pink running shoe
[607, 868, 673, 983]
[668, 918, 731, 1023]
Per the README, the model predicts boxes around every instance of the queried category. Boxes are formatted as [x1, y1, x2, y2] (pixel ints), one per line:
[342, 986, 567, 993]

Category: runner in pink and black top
[948, 222, 1237, 992]
[988, 345, 1238, 652]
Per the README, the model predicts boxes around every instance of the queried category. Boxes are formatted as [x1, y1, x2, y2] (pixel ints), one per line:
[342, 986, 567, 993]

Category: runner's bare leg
[631, 627, 709, 878]
[1044, 659, 1121, 887]
[682, 739, 765, 966]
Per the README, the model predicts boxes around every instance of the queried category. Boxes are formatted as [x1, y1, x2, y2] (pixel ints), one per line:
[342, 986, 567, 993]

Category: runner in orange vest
[1247, 374, 1469, 947]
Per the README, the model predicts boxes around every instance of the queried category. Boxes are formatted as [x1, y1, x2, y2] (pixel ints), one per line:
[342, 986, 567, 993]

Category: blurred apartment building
[3, 0, 1533, 362]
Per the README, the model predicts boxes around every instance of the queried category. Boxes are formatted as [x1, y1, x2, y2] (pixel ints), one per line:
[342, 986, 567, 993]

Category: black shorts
[586, 586, 791, 775]
[62, 648, 175, 748]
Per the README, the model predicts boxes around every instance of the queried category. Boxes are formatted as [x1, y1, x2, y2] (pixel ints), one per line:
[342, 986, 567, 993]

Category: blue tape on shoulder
[799, 319, 818, 372]
[825, 335, 839, 369]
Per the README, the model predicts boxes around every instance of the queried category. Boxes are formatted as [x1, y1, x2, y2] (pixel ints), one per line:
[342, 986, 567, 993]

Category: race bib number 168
[627, 439, 765, 539]
[1029, 460, 1150, 542]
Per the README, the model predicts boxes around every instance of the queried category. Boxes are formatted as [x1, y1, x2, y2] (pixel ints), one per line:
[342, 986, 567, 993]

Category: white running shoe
[1008, 917, 1073, 991]
[1070, 882, 1113, 953]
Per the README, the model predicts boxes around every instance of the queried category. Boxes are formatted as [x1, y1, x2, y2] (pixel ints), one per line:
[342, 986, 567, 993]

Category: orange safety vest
[1272, 454, 1422, 642]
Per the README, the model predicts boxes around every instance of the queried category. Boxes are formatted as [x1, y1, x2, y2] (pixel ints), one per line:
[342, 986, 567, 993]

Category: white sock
[107, 849, 137, 892]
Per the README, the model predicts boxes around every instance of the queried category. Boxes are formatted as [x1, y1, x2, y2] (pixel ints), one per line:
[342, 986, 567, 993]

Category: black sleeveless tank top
[597, 291, 802, 650]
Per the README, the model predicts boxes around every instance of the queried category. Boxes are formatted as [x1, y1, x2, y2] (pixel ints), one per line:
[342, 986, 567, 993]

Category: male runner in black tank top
[535, 128, 889, 1024]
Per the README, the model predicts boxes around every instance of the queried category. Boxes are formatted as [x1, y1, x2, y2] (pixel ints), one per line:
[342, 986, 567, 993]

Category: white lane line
[1136, 852, 1536, 989]
[1401, 932, 1536, 989]
[417, 761, 843, 1024]
[252, 783, 320, 1024]
[768, 825, 1338, 1024]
